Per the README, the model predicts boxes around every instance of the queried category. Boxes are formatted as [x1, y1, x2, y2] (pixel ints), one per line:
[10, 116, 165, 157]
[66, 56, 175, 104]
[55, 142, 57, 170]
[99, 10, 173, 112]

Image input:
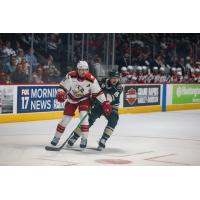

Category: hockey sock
[55, 124, 65, 138]
[80, 125, 89, 139]
[103, 126, 114, 137]
[101, 132, 110, 141]
[54, 115, 72, 138]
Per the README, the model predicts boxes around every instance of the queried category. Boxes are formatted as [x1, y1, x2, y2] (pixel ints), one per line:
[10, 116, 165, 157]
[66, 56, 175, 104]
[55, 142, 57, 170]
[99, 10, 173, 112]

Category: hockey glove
[56, 90, 66, 103]
[102, 101, 112, 116]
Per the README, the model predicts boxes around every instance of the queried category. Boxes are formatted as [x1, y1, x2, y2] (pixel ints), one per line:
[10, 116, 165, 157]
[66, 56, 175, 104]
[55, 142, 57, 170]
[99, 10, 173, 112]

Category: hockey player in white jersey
[169, 67, 178, 83]
[120, 66, 129, 84]
[141, 66, 149, 83]
[127, 65, 134, 75]
[136, 66, 144, 83]
[126, 65, 136, 83]
[50, 61, 112, 149]
[177, 71, 183, 83]
[151, 66, 160, 83]
[194, 68, 200, 83]
[159, 67, 168, 83]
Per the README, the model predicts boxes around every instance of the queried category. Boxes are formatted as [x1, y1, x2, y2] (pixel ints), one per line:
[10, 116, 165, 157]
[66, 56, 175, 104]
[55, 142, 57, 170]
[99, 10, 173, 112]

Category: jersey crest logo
[125, 88, 137, 105]
[72, 85, 85, 98]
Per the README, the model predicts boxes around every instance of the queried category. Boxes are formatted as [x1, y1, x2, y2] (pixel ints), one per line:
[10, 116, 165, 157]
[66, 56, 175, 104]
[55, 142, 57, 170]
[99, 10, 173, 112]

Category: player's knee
[59, 115, 72, 127]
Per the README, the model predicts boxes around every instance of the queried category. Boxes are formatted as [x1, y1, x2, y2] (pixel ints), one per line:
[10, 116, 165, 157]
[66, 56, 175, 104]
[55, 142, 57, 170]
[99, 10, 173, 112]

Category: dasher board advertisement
[123, 85, 161, 107]
[17, 86, 64, 113]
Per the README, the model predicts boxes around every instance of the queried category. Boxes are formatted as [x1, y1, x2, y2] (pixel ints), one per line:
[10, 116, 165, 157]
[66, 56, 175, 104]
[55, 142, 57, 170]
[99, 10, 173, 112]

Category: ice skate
[97, 138, 106, 151]
[50, 136, 60, 146]
[66, 132, 80, 148]
[80, 138, 87, 149]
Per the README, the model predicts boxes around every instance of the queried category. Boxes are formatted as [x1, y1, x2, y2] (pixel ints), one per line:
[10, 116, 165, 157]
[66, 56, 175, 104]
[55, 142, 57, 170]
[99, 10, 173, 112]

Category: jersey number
[113, 92, 119, 98]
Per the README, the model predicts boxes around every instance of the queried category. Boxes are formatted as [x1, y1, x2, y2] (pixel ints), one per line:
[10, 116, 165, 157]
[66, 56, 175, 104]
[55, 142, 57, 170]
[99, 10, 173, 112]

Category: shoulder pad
[68, 71, 77, 78]
[85, 72, 95, 83]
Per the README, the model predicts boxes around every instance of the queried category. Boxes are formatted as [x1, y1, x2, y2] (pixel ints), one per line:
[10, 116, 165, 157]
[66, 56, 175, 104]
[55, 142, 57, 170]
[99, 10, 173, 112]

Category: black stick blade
[45, 146, 61, 151]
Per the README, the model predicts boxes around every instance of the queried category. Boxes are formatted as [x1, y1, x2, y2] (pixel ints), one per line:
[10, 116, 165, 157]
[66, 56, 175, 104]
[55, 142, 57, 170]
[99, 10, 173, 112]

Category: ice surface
[0, 110, 200, 166]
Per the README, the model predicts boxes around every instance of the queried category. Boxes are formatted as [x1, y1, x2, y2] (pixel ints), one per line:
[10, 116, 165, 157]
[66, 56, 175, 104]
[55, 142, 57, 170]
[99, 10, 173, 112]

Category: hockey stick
[45, 112, 89, 151]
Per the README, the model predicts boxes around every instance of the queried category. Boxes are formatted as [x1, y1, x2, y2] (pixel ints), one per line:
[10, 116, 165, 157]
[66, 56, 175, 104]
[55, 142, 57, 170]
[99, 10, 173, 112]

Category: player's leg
[50, 102, 77, 146]
[97, 110, 119, 150]
[78, 99, 91, 149]
[67, 103, 102, 147]
[79, 110, 89, 148]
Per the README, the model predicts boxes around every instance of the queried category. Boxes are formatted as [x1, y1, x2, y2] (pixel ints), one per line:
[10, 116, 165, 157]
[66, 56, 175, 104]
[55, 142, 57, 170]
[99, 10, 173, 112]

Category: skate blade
[96, 147, 104, 151]
[80, 147, 86, 151]
[66, 144, 73, 148]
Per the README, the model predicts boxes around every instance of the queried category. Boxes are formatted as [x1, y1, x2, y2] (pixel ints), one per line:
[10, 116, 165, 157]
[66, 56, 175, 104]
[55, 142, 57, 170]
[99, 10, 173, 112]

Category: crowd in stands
[1, 33, 200, 84]
[0, 36, 61, 84]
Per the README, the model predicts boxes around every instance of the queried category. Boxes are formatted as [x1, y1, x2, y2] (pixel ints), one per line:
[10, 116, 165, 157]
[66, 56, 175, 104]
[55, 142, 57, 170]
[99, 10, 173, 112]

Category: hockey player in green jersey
[66, 70, 123, 150]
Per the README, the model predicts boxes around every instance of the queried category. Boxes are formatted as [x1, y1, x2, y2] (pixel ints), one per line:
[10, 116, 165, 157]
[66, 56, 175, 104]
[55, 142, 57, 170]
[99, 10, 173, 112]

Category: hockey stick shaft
[45, 112, 89, 151]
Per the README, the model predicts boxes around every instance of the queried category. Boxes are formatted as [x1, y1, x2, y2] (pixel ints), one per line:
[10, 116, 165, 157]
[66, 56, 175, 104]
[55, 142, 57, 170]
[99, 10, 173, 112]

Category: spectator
[0, 40, 3, 56]
[1, 41, 16, 57]
[43, 55, 60, 82]
[15, 41, 21, 53]
[150, 54, 162, 71]
[92, 57, 105, 80]
[11, 63, 28, 83]
[25, 47, 39, 72]
[185, 56, 192, 73]
[3, 56, 17, 74]
[48, 34, 58, 51]
[176, 57, 185, 76]
[32, 65, 44, 83]
[117, 51, 130, 72]
[16, 48, 25, 64]
[21, 57, 30, 76]
[0, 72, 11, 84]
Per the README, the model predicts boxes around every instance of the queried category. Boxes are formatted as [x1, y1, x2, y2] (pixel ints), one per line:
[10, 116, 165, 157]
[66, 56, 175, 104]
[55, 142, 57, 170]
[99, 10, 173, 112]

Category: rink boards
[0, 83, 200, 123]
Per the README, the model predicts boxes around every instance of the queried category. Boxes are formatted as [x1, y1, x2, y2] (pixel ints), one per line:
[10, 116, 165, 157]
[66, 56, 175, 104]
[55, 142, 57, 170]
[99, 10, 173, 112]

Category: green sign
[172, 84, 200, 104]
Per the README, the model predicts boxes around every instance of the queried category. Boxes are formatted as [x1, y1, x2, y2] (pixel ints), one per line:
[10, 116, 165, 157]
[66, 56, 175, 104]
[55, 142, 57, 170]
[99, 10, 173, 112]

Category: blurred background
[0, 33, 200, 84]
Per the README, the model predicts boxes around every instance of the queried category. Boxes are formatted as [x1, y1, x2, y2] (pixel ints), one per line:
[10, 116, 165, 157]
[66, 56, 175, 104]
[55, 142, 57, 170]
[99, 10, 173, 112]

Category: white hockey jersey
[159, 75, 167, 83]
[152, 74, 161, 83]
[170, 75, 178, 83]
[59, 71, 106, 104]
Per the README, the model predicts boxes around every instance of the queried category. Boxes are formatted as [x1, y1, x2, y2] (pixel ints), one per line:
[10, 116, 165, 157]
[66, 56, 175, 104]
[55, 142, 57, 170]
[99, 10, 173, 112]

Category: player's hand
[102, 101, 112, 116]
[56, 90, 66, 103]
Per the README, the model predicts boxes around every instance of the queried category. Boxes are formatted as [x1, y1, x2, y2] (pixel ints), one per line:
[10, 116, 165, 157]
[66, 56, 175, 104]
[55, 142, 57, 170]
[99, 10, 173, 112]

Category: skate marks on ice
[144, 153, 191, 166]
[62, 146, 125, 154]
[35, 157, 79, 166]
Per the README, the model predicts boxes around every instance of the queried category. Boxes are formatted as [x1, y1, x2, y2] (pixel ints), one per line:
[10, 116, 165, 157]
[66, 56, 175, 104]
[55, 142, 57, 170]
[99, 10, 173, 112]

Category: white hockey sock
[81, 131, 89, 139]
[79, 111, 89, 139]
[54, 115, 72, 138]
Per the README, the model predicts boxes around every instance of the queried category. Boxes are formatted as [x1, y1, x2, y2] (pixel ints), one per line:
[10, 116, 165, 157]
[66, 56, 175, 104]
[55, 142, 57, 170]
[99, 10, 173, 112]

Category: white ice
[0, 110, 200, 166]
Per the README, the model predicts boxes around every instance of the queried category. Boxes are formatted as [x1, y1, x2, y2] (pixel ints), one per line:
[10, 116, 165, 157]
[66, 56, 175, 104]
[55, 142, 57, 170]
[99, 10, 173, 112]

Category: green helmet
[109, 70, 120, 78]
